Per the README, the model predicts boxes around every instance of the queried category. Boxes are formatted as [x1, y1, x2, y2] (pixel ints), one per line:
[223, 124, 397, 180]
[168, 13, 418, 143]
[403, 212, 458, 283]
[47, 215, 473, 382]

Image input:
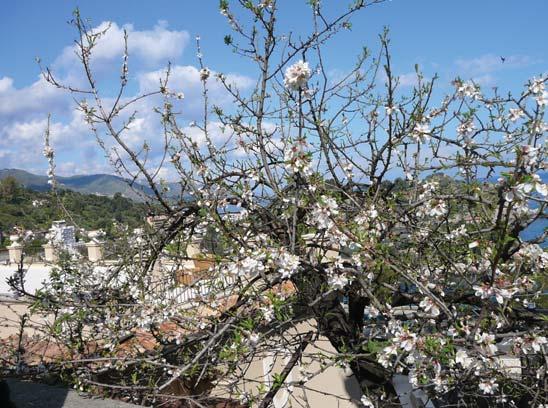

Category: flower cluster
[508, 107, 525, 122]
[454, 79, 481, 99]
[504, 175, 547, 202]
[529, 76, 547, 106]
[284, 138, 313, 176]
[355, 206, 385, 240]
[199, 67, 210, 81]
[416, 181, 448, 219]
[310, 195, 339, 230]
[274, 248, 300, 279]
[478, 378, 499, 395]
[378, 326, 417, 368]
[456, 118, 476, 137]
[520, 145, 542, 169]
[473, 281, 517, 305]
[410, 121, 431, 143]
[227, 253, 266, 277]
[284, 60, 311, 91]
[43, 139, 56, 187]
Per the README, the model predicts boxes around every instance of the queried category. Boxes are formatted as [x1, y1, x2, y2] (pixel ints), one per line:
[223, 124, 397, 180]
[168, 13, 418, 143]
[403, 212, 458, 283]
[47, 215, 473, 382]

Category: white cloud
[0, 77, 14, 93]
[0, 20, 253, 177]
[0, 108, 96, 172]
[450, 54, 539, 87]
[138, 65, 254, 119]
[398, 72, 420, 87]
[55, 20, 190, 70]
[123, 117, 150, 149]
[181, 121, 235, 146]
[0, 78, 98, 173]
[472, 74, 496, 87]
[377, 70, 427, 89]
[455, 54, 534, 76]
[56, 160, 113, 176]
[3, 118, 49, 143]
[0, 76, 67, 118]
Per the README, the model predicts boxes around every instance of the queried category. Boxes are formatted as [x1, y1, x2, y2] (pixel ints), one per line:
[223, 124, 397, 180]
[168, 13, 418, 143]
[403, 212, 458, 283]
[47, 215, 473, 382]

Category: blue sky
[1, 0, 547, 177]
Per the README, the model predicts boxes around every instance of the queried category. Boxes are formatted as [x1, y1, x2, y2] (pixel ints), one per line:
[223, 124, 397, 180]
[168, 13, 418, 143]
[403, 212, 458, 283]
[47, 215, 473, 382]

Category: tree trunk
[293, 266, 399, 404]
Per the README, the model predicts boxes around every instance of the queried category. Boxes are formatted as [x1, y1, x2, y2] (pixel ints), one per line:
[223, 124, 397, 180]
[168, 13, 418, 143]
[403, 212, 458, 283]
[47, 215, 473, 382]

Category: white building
[48, 220, 76, 249]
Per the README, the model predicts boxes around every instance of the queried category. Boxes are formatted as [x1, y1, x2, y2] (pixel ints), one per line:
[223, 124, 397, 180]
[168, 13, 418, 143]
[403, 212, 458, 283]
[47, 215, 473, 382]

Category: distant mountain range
[2, 168, 546, 203]
[0, 169, 167, 201]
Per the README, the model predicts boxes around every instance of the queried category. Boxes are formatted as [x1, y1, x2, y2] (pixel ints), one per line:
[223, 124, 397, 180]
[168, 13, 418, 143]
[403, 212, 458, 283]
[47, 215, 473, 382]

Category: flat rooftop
[0, 262, 51, 299]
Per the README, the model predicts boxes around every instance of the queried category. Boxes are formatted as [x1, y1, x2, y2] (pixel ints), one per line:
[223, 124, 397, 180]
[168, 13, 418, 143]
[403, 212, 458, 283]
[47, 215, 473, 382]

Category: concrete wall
[213, 320, 362, 407]
[0, 249, 8, 263]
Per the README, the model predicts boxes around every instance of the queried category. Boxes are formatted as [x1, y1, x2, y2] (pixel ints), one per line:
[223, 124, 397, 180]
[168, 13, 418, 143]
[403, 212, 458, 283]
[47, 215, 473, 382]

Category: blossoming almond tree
[6, 1, 547, 407]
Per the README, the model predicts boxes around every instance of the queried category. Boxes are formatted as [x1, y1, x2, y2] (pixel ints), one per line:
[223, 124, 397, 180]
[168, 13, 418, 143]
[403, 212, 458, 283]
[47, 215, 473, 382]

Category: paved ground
[6, 379, 139, 408]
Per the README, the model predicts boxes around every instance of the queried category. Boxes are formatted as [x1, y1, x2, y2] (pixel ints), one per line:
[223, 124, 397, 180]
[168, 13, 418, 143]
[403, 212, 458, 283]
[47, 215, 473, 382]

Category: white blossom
[457, 119, 476, 136]
[284, 60, 311, 91]
[227, 255, 265, 277]
[521, 335, 547, 353]
[455, 80, 481, 99]
[454, 349, 472, 368]
[248, 332, 260, 346]
[475, 332, 498, 355]
[411, 121, 431, 143]
[529, 76, 545, 95]
[419, 297, 440, 317]
[395, 328, 417, 352]
[479, 379, 498, 395]
[508, 108, 525, 122]
[531, 174, 548, 196]
[328, 273, 349, 290]
[43, 146, 54, 159]
[521, 145, 540, 168]
[385, 105, 399, 116]
[537, 90, 548, 106]
[530, 335, 547, 352]
[429, 199, 447, 218]
[276, 250, 300, 279]
[285, 139, 312, 176]
[360, 395, 374, 407]
[494, 287, 515, 304]
[260, 305, 275, 323]
[445, 225, 467, 240]
[311, 196, 339, 229]
[378, 344, 398, 368]
[199, 67, 210, 81]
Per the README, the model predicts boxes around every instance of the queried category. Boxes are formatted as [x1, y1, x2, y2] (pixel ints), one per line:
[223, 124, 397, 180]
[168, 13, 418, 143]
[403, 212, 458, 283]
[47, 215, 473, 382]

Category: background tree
[0, 176, 21, 203]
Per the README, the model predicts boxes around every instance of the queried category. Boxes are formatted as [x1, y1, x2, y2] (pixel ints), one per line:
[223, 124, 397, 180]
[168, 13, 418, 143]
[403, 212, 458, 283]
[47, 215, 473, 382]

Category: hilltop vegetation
[0, 168, 155, 200]
[0, 176, 147, 247]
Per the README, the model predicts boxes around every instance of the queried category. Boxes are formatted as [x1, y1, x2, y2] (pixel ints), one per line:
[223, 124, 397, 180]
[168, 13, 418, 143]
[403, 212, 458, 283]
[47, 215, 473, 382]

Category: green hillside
[0, 169, 157, 200]
[0, 176, 148, 248]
